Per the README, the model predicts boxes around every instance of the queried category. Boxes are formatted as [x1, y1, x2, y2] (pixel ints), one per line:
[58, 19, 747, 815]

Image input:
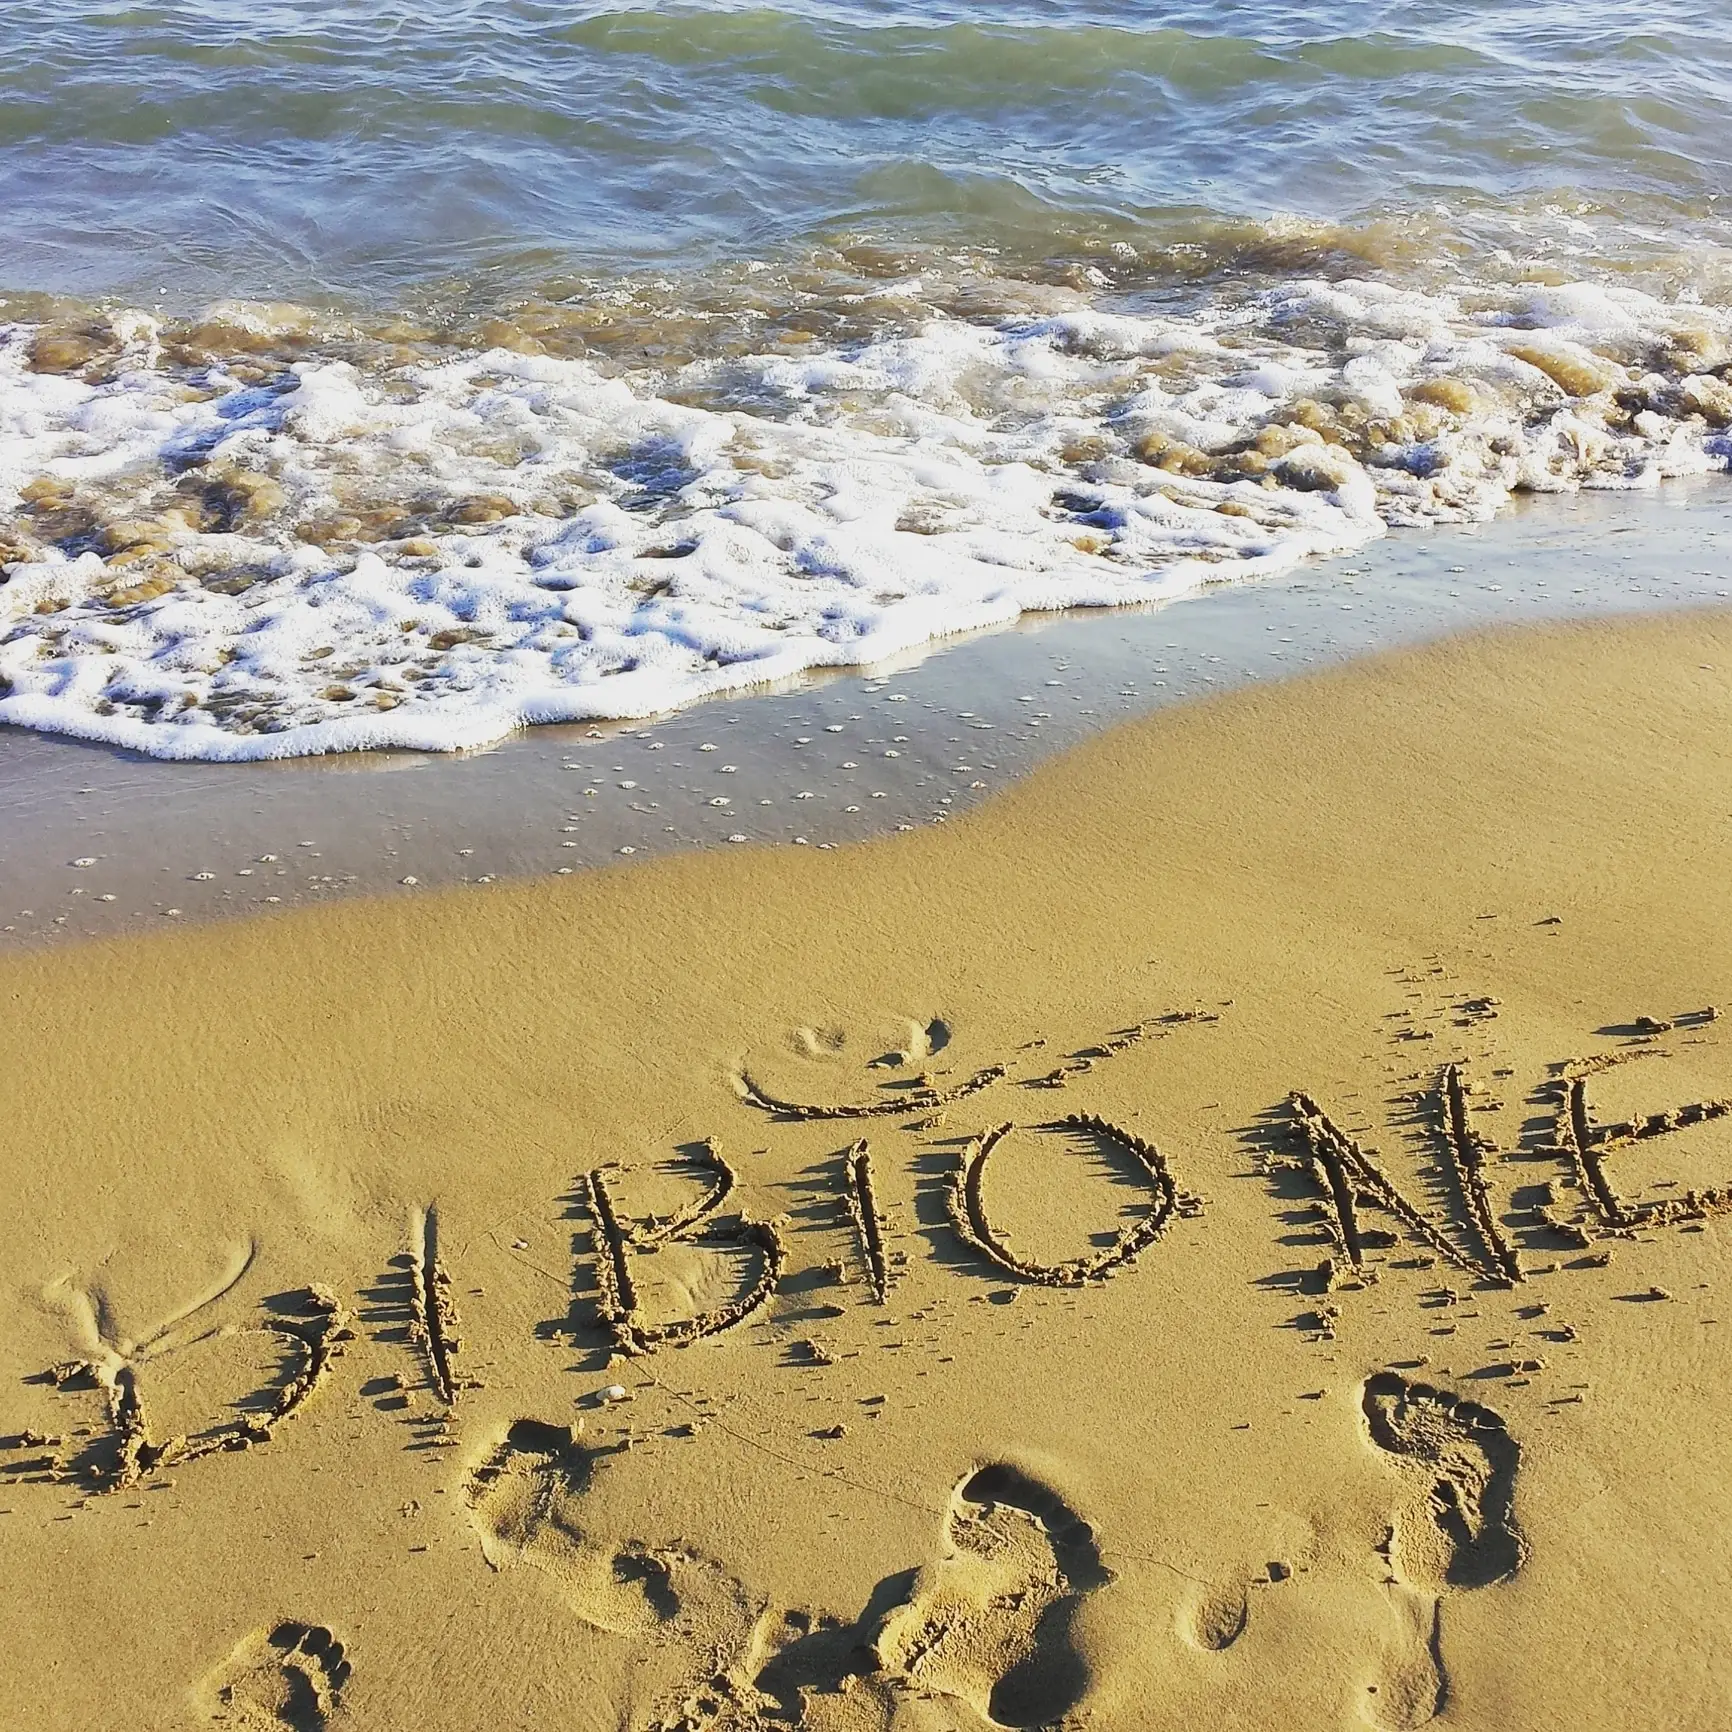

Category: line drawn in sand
[23, 1248, 353, 1493]
[735, 1009, 1221, 1123]
[736, 1062, 1010, 1122]
[946, 1114, 1198, 1288]
[195, 1620, 351, 1729]
[1279, 1076, 1520, 1291]
[841, 1138, 896, 1304]
[406, 1204, 464, 1407]
[1547, 1044, 1732, 1235]
[1359, 1373, 1525, 1729]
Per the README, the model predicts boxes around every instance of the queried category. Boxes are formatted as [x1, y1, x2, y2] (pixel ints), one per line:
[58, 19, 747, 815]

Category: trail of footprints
[456, 1370, 1524, 1730]
[463, 1425, 1109, 1732]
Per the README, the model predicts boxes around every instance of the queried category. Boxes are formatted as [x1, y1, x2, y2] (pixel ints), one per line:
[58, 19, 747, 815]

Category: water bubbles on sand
[70, 858, 96, 869]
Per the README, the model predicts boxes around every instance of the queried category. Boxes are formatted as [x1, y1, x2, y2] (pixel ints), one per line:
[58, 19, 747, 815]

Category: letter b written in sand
[579, 1142, 787, 1357]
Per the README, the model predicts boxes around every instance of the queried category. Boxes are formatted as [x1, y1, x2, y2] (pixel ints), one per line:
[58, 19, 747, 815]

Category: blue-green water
[4, 2, 1731, 304]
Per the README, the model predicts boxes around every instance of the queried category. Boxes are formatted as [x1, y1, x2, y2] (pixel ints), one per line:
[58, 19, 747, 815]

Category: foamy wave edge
[3, 273, 1730, 761]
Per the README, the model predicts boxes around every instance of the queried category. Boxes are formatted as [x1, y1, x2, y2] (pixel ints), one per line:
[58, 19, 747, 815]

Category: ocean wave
[2, 268, 1729, 759]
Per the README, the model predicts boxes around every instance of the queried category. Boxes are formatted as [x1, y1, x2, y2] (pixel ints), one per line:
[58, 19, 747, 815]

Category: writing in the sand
[8, 1003, 1730, 1495]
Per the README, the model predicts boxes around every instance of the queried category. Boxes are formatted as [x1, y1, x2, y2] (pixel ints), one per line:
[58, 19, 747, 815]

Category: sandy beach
[6, 607, 1732, 1729]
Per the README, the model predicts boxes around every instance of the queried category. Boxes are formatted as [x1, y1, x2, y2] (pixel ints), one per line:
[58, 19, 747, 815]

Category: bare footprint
[465, 1420, 763, 1721]
[1359, 1374, 1524, 1727]
[873, 1463, 1111, 1729]
[1361, 1373, 1524, 1593]
[199, 1622, 350, 1729]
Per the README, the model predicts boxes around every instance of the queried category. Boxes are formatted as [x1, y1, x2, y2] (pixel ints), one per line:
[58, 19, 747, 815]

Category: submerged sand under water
[3, 608, 1732, 1728]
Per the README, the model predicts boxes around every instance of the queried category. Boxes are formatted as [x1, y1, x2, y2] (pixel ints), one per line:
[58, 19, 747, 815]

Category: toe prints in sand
[1359, 1373, 1525, 1729]
[197, 1622, 351, 1730]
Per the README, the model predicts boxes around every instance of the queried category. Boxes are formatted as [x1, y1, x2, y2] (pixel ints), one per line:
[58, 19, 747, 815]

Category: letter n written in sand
[1287, 1080, 1519, 1287]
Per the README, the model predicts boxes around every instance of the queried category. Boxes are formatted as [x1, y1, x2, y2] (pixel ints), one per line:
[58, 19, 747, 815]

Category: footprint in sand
[198, 1622, 350, 1729]
[1182, 1580, 1249, 1652]
[869, 1463, 1111, 1730]
[464, 1420, 762, 1720]
[1359, 1373, 1525, 1728]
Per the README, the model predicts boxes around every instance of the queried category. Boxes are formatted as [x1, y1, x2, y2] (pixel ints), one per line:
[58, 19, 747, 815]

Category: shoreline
[3, 477, 1729, 952]
[5, 604, 1732, 1727]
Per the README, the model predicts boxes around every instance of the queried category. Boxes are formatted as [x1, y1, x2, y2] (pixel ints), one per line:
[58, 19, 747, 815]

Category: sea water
[2, 1, 1730, 759]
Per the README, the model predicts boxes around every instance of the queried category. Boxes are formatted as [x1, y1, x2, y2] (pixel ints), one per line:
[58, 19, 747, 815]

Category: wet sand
[4, 604, 1732, 1729]
[2, 479, 1729, 951]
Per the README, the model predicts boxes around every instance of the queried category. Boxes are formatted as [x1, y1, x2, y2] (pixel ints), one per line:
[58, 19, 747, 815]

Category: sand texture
[4, 610, 1732, 1730]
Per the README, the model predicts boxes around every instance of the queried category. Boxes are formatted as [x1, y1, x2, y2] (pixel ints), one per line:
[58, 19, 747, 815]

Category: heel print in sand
[867, 1464, 1110, 1729]
[1360, 1374, 1524, 1727]
[198, 1621, 350, 1728]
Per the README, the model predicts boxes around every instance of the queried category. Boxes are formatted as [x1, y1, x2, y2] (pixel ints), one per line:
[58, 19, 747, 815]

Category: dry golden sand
[5, 610, 1732, 1730]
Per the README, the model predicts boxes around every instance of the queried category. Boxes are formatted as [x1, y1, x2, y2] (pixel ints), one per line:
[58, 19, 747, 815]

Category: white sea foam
[2, 275, 1729, 759]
